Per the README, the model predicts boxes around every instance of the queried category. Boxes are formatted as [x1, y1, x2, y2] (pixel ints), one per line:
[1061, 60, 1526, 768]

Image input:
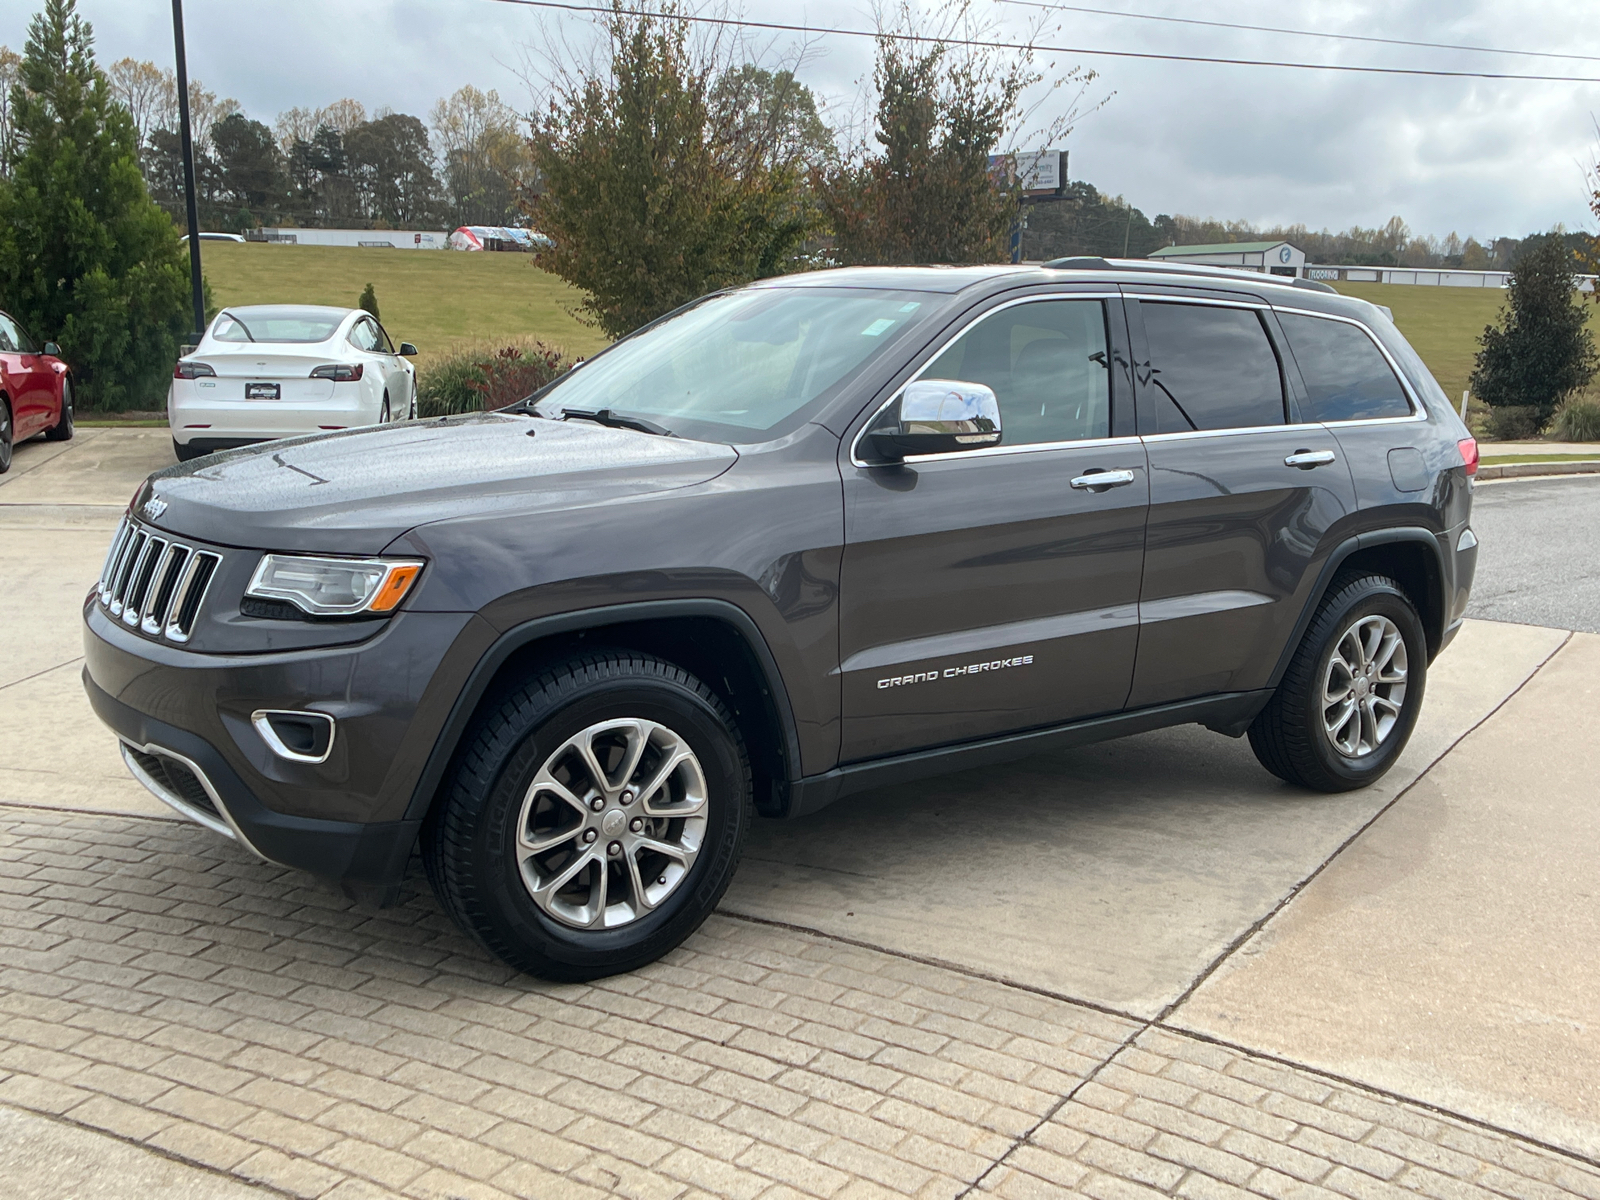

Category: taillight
[311, 364, 364, 382]
[174, 361, 216, 379]
[1457, 437, 1478, 477]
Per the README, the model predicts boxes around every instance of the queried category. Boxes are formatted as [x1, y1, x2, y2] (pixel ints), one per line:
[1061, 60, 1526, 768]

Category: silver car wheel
[1322, 614, 1408, 758]
[515, 717, 708, 930]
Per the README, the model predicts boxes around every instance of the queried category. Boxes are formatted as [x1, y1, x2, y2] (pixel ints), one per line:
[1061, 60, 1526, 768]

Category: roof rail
[1042, 256, 1114, 270]
[1042, 255, 1344, 297]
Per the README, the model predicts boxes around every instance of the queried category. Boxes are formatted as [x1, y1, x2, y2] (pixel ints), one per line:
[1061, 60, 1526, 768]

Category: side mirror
[42, 342, 60, 357]
[868, 380, 1002, 460]
[398, 342, 418, 357]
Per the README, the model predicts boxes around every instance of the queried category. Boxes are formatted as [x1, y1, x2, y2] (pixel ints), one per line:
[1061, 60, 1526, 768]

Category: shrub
[1487, 405, 1544, 441]
[1470, 235, 1597, 430]
[416, 339, 568, 417]
[359, 282, 379, 320]
[1551, 390, 1600, 442]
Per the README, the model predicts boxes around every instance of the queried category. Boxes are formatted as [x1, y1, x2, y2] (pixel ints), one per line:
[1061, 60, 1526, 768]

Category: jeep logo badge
[141, 497, 167, 521]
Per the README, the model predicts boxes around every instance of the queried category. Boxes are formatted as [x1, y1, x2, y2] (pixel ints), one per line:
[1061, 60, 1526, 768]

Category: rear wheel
[1248, 573, 1427, 792]
[172, 438, 206, 462]
[423, 651, 752, 980]
[44, 377, 73, 441]
[0, 398, 12, 473]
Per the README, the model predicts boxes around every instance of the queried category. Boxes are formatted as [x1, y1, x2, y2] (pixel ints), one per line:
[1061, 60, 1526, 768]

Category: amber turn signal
[367, 563, 422, 613]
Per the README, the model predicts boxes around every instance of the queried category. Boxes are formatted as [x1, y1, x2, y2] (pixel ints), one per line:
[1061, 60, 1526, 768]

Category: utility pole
[171, 0, 205, 343]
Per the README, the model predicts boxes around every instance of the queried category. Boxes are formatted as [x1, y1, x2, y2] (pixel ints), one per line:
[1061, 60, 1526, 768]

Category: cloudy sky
[4, 0, 1598, 243]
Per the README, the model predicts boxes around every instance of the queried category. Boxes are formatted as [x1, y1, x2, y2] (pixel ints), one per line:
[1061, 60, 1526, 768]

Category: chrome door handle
[1070, 469, 1137, 490]
[1284, 449, 1337, 469]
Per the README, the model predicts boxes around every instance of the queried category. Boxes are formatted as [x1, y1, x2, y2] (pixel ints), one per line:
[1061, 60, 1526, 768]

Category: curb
[1476, 460, 1600, 481]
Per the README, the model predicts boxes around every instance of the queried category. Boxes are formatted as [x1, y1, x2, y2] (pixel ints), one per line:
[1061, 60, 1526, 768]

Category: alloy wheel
[1321, 614, 1408, 758]
[515, 718, 708, 930]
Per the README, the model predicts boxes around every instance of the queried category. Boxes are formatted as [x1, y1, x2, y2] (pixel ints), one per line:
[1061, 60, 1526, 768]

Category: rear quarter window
[1277, 312, 1412, 421]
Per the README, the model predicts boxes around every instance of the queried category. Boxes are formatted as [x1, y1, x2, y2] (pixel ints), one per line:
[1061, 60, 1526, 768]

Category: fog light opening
[252, 709, 336, 764]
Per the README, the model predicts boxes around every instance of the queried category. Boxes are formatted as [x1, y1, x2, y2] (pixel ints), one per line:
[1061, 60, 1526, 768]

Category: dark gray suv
[83, 259, 1479, 979]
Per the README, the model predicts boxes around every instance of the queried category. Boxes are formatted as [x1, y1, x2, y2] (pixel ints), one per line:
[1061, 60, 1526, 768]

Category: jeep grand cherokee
[83, 259, 1479, 979]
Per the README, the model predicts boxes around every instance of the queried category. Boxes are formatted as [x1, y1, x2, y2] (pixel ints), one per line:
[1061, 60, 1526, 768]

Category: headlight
[246, 555, 423, 616]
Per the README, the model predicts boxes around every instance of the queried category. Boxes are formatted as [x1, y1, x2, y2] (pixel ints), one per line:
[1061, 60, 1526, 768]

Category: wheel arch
[403, 600, 803, 825]
[1268, 527, 1447, 692]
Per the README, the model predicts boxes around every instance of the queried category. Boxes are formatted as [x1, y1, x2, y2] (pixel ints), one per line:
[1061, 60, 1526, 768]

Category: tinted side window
[1278, 313, 1412, 421]
[0, 314, 17, 353]
[922, 299, 1111, 445]
[1141, 302, 1285, 432]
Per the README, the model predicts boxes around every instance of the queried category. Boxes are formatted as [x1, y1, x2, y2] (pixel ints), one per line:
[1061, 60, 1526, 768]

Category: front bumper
[84, 600, 494, 887]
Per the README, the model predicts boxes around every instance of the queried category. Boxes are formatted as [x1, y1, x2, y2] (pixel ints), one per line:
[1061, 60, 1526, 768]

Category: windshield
[211, 310, 345, 344]
[534, 286, 935, 440]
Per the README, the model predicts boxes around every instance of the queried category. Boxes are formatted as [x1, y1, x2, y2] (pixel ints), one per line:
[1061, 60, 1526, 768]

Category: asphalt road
[1468, 474, 1600, 634]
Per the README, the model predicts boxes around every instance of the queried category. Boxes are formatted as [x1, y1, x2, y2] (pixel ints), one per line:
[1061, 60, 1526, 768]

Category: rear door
[838, 292, 1150, 761]
[1127, 293, 1358, 707]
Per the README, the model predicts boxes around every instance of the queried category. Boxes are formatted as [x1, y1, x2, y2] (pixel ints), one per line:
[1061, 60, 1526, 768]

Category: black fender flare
[1265, 525, 1448, 693]
[402, 598, 804, 822]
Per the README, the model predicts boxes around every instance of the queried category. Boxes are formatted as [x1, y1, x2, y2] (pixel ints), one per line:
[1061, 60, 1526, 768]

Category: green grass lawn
[1332, 281, 1600, 430]
[199, 242, 610, 366]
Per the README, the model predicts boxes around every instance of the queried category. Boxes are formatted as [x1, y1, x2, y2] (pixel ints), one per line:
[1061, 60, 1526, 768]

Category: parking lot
[2, 431, 1597, 1200]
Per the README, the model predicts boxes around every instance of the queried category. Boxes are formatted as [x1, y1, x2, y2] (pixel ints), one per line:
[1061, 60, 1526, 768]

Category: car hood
[136, 413, 738, 554]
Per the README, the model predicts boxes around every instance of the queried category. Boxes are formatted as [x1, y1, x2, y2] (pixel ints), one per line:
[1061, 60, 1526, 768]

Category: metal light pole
[171, 0, 206, 342]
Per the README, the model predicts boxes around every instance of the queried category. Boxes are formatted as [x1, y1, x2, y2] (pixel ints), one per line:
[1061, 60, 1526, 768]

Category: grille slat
[97, 518, 222, 645]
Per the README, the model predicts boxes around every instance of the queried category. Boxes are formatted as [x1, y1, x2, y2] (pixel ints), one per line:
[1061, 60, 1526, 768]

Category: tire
[0, 398, 11, 473]
[379, 395, 390, 424]
[172, 438, 207, 462]
[1249, 573, 1427, 792]
[44, 377, 73, 441]
[423, 650, 752, 981]
[407, 387, 417, 420]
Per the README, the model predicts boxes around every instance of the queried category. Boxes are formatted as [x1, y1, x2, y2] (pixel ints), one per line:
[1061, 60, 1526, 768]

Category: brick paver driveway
[4, 806, 1598, 1200]
[4, 436, 1599, 1198]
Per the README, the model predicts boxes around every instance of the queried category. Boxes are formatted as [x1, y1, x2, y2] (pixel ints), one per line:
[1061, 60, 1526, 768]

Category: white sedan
[169, 305, 418, 461]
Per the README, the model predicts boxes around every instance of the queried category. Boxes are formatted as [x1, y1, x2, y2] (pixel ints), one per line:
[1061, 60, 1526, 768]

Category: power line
[483, 0, 1600, 82]
[997, 0, 1600, 65]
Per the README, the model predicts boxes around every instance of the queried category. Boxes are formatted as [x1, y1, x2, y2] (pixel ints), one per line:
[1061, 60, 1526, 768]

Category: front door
[838, 294, 1150, 762]
[1126, 295, 1358, 707]
[0, 313, 54, 437]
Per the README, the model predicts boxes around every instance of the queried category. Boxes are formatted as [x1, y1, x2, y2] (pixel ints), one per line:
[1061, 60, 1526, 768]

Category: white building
[1149, 240, 1306, 278]
[255, 229, 448, 250]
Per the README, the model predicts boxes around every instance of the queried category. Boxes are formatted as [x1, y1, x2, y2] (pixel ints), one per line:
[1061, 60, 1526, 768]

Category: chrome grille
[98, 516, 221, 644]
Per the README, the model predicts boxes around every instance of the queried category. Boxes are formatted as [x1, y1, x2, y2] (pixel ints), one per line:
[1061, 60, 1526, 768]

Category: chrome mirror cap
[869, 380, 1002, 460]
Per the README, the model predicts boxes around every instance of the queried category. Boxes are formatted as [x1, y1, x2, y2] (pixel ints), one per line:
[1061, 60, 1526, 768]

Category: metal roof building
[1149, 240, 1306, 278]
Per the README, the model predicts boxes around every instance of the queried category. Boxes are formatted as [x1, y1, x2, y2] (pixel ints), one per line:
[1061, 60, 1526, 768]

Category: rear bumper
[168, 382, 381, 444]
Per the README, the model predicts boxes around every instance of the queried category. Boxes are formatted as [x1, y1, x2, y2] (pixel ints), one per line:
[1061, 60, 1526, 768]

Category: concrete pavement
[2, 430, 1598, 1199]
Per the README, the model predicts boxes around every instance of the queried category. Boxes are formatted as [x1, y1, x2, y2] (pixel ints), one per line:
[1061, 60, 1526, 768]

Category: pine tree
[1471, 235, 1597, 436]
[0, 0, 189, 410]
[358, 282, 379, 321]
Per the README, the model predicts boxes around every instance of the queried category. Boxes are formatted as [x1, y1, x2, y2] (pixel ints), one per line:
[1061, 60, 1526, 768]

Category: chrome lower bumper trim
[118, 740, 266, 860]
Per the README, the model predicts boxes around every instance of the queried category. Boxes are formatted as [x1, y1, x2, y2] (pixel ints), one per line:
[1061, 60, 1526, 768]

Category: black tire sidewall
[450, 670, 748, 979]
[0, 399, 12, 472]
[1297, 581, 1427, 786]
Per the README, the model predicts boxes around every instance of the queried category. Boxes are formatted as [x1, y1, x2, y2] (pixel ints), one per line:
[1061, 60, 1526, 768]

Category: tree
[815, 2, 1085, 265]
[0, 0, 190, 410]
[211, 111, 283, 227]
[526, 6, 816, 339]
[709, 64, 834, 171]
[358, 282, 379, 320]
[1470, 234, 1596, 436]
[105, 56, 164, 152]
[432, 85, 529, 226]
[0, 46, 20, 174]
[345, 113, 440, 226]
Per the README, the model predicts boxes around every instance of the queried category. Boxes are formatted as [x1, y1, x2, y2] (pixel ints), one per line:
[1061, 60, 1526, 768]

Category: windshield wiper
[559, 407, 672, 436]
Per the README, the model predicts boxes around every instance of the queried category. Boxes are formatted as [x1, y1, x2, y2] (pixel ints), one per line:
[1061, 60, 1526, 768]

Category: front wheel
[423, 651, 752, 980]
[1248, 573, 1427, 792]
[0, 399, 12, 473]
[379, 395, 391, 424]
[44, 377, 73, 441]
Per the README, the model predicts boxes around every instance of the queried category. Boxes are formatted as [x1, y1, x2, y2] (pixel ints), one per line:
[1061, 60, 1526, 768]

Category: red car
[0, 308, 73, 473]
